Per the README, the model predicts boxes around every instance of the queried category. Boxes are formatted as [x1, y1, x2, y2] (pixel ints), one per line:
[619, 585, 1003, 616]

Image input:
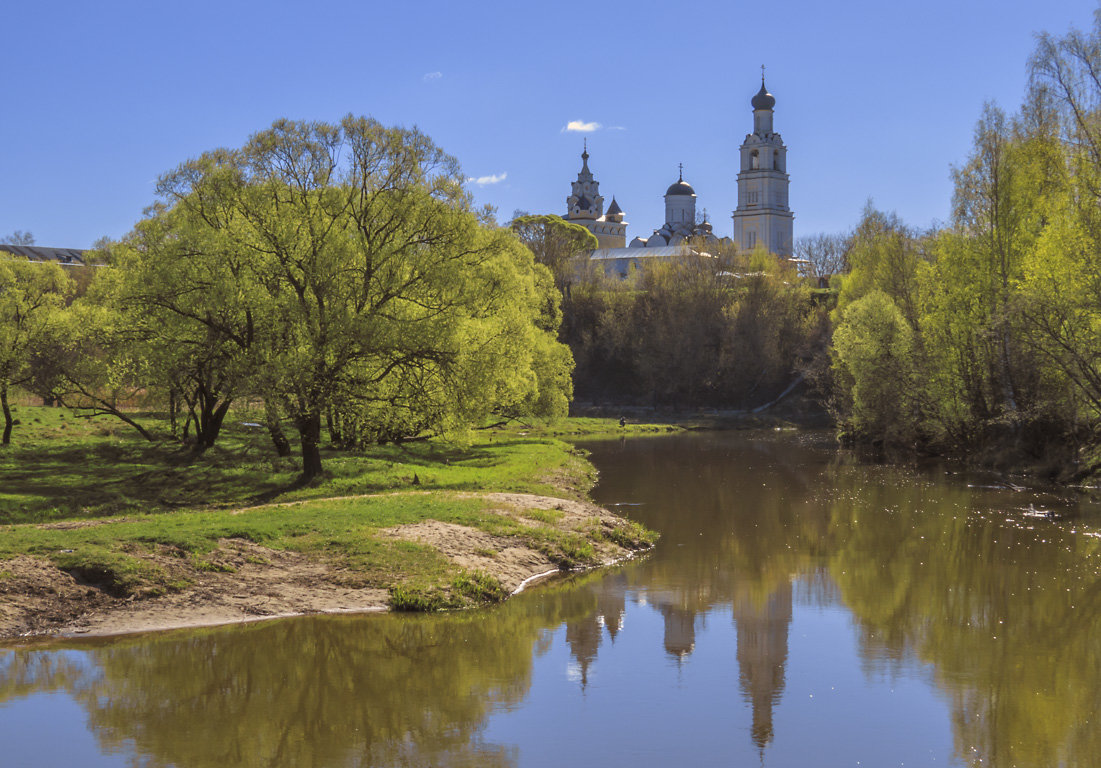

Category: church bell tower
[732, 74, 793, 256]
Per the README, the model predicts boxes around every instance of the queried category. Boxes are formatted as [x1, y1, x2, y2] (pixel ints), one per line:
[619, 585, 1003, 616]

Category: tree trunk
[192, 390, 232, 452]
[326, 406, 342, 445]
[265, 401, 292, 457]
[295, 411, 324, 481]
[1, 383, 12, 445]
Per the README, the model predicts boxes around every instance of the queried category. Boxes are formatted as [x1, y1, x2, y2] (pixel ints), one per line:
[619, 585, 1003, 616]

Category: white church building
[563, 77, 793, 276]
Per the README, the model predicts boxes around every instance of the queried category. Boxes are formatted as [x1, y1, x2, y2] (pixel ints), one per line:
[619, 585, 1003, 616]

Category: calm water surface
[3, 431, 1101, 767]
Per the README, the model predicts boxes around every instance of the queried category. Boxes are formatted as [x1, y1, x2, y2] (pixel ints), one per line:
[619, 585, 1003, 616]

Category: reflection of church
[734, 582, 793, 754]
[564, 575, 628, 689]
[562, 78, 794, 276]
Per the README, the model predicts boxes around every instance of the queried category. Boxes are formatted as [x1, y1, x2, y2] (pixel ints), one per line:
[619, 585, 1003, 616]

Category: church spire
[577, 139, 593, 182]
[566, 140, 602, 220]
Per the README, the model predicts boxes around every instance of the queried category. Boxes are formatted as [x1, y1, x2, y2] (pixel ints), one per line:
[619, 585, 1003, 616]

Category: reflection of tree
[1, 574, 622, 768]
[826, 471, 1101, 768]
[76, 615, 534, 768]
[0, 651, 93, 704]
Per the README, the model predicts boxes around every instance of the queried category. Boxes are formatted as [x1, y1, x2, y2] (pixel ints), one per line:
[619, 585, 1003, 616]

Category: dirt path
[0, 492, 647, 641]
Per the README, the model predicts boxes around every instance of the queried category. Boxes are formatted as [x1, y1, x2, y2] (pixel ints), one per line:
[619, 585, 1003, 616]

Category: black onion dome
[752, 82, 776, 110]
[665, 180, 695, 196]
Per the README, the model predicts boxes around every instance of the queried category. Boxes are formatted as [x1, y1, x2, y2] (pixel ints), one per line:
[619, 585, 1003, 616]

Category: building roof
[605, 197, 623, 215]
[665, 179, 695, 196]
[588, 245, 709, 261]
[752, 81, 776, 110]
[0, 245, 87, 265]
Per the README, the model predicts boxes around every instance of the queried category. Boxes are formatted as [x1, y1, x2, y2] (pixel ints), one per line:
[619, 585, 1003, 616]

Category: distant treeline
[560, 248, 828, 409]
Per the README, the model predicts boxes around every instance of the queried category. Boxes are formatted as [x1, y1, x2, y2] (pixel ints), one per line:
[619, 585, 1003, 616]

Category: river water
[2, 431, 1100, 767]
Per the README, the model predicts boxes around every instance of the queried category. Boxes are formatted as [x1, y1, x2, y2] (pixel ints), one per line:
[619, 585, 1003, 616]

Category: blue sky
[2, 0, 1096, 249]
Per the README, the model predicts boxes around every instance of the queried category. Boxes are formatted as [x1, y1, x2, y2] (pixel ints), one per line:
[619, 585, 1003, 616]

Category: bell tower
[565, 142, 627, 248]
[732, 72, 793, 256]
[566, 139, 604, 220]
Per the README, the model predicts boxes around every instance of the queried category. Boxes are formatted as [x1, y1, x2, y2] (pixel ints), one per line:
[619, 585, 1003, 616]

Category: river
[2, 430, 1100, 767]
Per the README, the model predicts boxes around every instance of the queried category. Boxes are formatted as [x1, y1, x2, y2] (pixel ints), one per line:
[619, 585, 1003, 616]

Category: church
[562, 77, 793, 276]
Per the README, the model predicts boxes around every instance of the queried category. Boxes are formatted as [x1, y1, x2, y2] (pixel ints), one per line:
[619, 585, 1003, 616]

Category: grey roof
[588, 245, 709, 260]
[575, 194, 592, 209]
[665, 180, 695, 196]
[0, 245, 86, 265]
[605, 197, 623, 215]
[752, 82, 776, 110]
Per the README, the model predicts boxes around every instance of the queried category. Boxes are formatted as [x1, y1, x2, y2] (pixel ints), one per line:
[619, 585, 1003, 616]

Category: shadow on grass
[2, 408, 585, 525]
[1, 422, 294, 524]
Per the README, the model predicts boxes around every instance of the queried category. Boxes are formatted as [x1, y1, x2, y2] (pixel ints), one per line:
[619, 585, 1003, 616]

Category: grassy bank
[1, 406, 676, 522]
[0, 406, 667, 627]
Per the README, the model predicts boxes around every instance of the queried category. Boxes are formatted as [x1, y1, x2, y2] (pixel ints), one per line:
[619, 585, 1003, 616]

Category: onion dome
[752, 81, 776, 110]
[665, 179, 695, 196]
[666, 164, 695, 196]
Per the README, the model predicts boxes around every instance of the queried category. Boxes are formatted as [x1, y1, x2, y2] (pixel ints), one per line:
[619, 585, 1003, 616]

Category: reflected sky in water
[2, 431, 1100, 767]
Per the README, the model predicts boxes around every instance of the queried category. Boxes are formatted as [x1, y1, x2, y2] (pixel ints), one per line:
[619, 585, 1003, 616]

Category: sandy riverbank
[0, 492, 649, 641]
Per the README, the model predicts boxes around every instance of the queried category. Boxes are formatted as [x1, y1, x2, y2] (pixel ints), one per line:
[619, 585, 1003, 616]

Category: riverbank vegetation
[0, 115, 669, 633]
[561, 244, 830, 410]
[826, 16, 1101, 479]
[0, 405, 660, 635]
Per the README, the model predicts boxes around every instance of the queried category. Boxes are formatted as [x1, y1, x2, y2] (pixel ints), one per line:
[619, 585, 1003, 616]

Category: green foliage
[509, 213, 598, 290]
[451, 570, 509, 604]
[829, 16, 1101, 474]
[564, 244, 823, 408]
[69, 117, 573, 479]
[0, 258, 73, 444]
[598, 519, 660, 550]
[832, 290, 919, 447]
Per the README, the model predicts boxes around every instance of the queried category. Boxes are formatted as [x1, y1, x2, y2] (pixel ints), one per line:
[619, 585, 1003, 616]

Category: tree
[1019, 12, 1101, 429]
[0, 258, 73, 444]
[509, 214, 598, 292]
[147, 116, 570, 479]
[831, 289, 920, 448]
[794, 232, 852, 278]
[100, 203, 261, 451]
[835, 203, 929, 328]
[0, 231, 35, 246]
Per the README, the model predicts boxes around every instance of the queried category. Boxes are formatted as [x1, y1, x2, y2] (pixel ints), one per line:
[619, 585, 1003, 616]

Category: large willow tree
[112, 116, 570, 479]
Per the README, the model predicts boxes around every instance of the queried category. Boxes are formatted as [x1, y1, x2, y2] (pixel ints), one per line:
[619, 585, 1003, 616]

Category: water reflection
[2, 432, 1100, 767]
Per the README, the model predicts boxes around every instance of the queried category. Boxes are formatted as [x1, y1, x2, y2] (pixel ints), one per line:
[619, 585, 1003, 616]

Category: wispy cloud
[422, 71, 442, 82]
[467, 172, 507, 186]
[607, 125, 627, 131]
[562, 120, 601, 133]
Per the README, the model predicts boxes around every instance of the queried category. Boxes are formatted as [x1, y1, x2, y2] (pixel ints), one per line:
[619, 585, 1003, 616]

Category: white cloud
[607, 125, 627, 131]
[422, 71, 442, 82]
[467, 172, 507, 186]
[563, 120, 601, 133]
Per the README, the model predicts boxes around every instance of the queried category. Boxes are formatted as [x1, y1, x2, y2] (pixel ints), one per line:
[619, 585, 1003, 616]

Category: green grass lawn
[0, 405, 665, 611]
[0, 405, 677, 523]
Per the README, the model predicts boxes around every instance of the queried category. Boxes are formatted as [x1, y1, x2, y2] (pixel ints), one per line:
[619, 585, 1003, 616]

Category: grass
[0, 405, 641, 523]
[0, 405, 664, 611]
